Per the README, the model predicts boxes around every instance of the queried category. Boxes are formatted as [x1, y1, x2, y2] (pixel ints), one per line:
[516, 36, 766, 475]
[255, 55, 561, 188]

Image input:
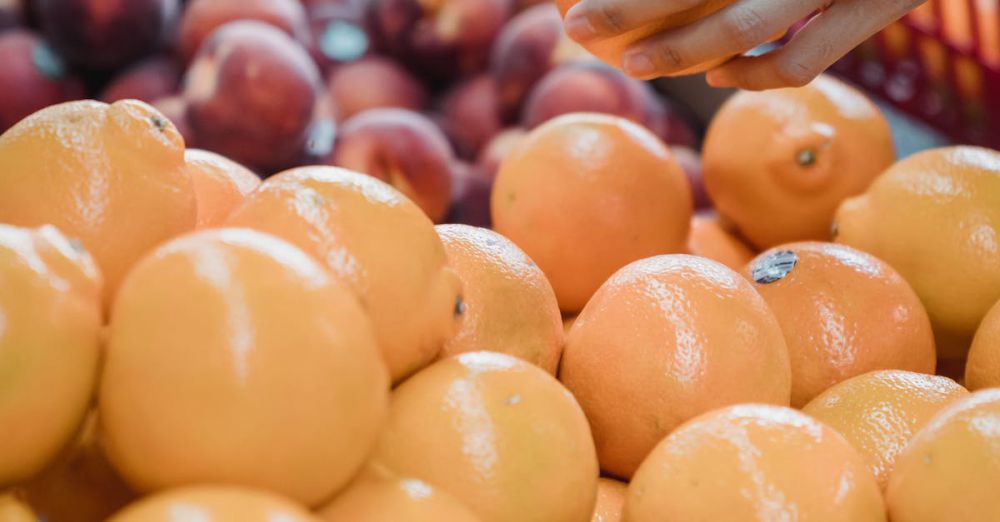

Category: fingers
[564, 0, 703, 41]
[706, 0, 927, 89]
[619, 0, 826, 79]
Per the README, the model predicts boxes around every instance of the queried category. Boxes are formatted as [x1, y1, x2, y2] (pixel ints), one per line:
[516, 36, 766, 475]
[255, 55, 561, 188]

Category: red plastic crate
[831, 0, 1000, 148]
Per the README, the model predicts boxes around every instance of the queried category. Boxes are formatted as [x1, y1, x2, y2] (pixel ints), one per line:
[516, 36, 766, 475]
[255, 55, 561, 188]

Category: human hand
[563, 0, 925, 89]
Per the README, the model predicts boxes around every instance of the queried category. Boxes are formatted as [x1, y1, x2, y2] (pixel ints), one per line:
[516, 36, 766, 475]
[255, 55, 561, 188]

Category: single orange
[492, 113, 691, 313]
[371, 351, 599, 522]
[560, 254, 791, 479]
[966, 299, 1000, 389]
[0, 224, 102, 486]
[802, 370, 968, 489]
[317, 475, 480, 522]
[686, 213, 755, 271]
[885, 389, 1000, 521]
[625, 404, 886, 521]
[226, 166, 462, 383]
[185, 148, 260, 228]
[0, 493, 35, 522]
[100, 228, 388, 506]
[703, 75, 894, 249]
[0, 100, 197, 309]
[436, 224, 563, 374]
[836, 146, 1000, 358]
[747, 242, 936, 406]
[108, 486, 321, 522]
[591, 478, 626, 522]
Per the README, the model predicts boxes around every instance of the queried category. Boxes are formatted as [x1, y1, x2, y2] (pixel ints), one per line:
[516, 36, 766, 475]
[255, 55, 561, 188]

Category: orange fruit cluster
[0, 70, 998, 522]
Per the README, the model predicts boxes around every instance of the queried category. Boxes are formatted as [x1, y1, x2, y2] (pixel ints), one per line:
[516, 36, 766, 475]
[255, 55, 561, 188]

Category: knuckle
[651, 43, 686, 69]
[721, 7, 769, 50]
[775, 59, 818, 87]
[590, 1, 627, 32]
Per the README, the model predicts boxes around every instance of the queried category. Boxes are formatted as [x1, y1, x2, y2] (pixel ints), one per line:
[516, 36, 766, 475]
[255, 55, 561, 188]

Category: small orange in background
[0, 99, 196, 309]
[435, 224, 563, 374]
[885, 389, 1000, 521]
[100, 228, 388, 506]
[560, 255, 791, 479]
[747, 242, 936, 407]
[625, 404, 886, 522]
[703, 75, 894, 250]
[835, 146, 1000, 359]
[0, 224, 102, 486]
[371, 351, 599, 522]
[0, 493, 35, 522]
[185, 148, 260, 228]
[966, 299, 1000, 389]
[317, 474, 480, 522]
[686, 213, 755, 271]
[591, 478, 626, 522]
[802, 370, 968, 490]
[226, 166, 462, 383]
[108, 486, 320, 522]
[492, 113, 691, 313]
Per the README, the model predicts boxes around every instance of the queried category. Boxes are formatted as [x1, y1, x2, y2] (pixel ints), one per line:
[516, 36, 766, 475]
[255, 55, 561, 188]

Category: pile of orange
[1, 71, 999, 522]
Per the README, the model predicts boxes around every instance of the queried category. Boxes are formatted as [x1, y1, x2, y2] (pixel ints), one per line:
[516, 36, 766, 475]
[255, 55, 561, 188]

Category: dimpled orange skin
[625, 404, 886, 522]
[226, 166, 461, 383]
[687, 214, 756, 271]
[836, 146, 1000, 359]
[0, 100, 196, 309]
[492, 113, 692, 313]
[0, 494, 34, 522]
[555, 0, 736, 76]
[802, 370, 968, 490]
[100, 228, 388, 506]
[747, 242, 936, 407]
[371, 351, 599, 522]
[591, 478, 626, 522]
[966, 299, 1000, 389]
[108, 486, 321, 522]
[436, 224, 563, 375]
[885, 389, 1000, 522]
[703, 75, 894, 250]
[560, 255, 791, 479]
[317, 476, 481, 522]
[185, 149, 261, 228]
[0, 225, 102, 486]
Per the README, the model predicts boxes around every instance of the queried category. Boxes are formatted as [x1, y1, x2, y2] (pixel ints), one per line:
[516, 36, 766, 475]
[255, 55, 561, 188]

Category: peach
[327, 56, 426, 122]
[439, 74, 502, 159]
[643, 92, 700, 148]
[476, 127, 527, 180]
[329, 108, 453, 223]
[307, 0, 373, 71]
[0, 0, 22, 30]
[369, 0, 512, 81]
[100, 56, 181, 103]
[184, 21, 322, 175]
[445, 161, 492, 227]
[522, 61, 650, 128]
[0, 29, 84, 132]
[35, 0, 179, 70]
[177, 0, 309, 63]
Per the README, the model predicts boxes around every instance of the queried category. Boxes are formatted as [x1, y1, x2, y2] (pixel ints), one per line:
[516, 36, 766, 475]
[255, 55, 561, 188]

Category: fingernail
[622, 50, 655, 77]
[706, 69, 735, 88]
[564, 9, 598, 41]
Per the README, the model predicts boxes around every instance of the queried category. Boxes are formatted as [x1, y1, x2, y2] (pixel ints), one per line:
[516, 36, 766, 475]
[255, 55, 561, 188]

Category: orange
[370, 351, 598, 522]
[0, 99, 196, 308]
[185, 148, 260, 228]
[0, 493, 34, 522]
[885, 389, 1000, 521]
[836, 146, 1000, 358]
[802, 370, 968, 490]
[563, 314, 577, 335]
[317, 474, 480, 522]
[108, 486, 320, 522]
[0, 224, 102, 485]
[436, 224, 563, 374]
[703, 75, 894, 249]
[555, 0, 736, 76]
[492, 113, 691, 313]
[747, 242, 937, 407]
[591, 478, 626, 522]
[686, 213, 755, 270]
[21, 412, 136, 522]
[99, 228, 388, 506]
[560, 254, 791, 479]
[966, 299, 1000, 389]
[625, 404, 885, 521]
[226, 166, 461, 383]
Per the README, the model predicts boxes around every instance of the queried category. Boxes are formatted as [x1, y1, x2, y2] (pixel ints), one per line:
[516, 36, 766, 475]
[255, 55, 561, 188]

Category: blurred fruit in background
[671, 146, 709, 209]
[305, 0, 373, 70]
[476, 127, 526, 180]
[177, 0, 309, 64]
[0, 494, 34, 522]
[439, 74, 502, 159]
[966, 299, 1000, 389]
[0, 0, 23, 30]
[0, 29, 83, 132]
[327, 55, 427, 121]
[99, 56, 180, 103]
[445, 161, 493, 228]
[108, 486, 321, 522]
[316, 474, 481, 522]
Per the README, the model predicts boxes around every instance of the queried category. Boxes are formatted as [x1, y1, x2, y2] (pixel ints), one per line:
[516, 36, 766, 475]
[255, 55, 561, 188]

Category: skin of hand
[563, 0, 926, 90]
